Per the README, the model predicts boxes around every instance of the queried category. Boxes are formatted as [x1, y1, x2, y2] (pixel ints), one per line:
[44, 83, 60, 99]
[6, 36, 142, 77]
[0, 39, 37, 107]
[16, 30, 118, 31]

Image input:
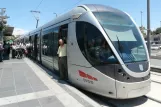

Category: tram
[21, 4, 151, 99]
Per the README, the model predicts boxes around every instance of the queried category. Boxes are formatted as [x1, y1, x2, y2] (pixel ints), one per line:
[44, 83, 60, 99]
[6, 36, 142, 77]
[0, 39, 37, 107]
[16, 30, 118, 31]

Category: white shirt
[0, 43, 3, 50]
[57, 44, 67, 57]
[12, 45, 16, 50]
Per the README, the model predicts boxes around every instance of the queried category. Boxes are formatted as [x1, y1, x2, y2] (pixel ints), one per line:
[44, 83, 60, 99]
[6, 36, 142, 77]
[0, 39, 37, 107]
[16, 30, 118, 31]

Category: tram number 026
[83, 78, 94, 84]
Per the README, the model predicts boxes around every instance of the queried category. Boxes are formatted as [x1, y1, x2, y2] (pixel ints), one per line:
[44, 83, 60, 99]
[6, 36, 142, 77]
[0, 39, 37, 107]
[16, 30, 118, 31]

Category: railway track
[151, 71, 161, 84]
[80, 72, 161, 107]
[151, 71, 161, 76]
[80, 88, 161, 107]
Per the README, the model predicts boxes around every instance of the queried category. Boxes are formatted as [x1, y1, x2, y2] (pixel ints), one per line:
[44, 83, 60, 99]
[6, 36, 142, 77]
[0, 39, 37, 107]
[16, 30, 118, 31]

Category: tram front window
[76, 22, 118, 66]
[94, 12, 148, 63]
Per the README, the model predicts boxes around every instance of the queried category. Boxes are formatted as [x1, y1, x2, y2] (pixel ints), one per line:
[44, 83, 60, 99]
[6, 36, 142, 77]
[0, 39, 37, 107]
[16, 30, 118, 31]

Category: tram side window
[53, 27, 59, 57]
[42, 34, 48, 56]
[31, 36, 34, 53]
[37, 34, 40, 55]
[53, 27, 59, 69]
[76, 22, 118, 65]
[42, 31, 54, 57]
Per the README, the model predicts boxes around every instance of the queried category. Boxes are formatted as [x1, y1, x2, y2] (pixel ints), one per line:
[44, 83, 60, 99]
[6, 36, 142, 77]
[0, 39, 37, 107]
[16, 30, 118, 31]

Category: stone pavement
[0, 58, 102, 107]
[151, 59, 161, 69]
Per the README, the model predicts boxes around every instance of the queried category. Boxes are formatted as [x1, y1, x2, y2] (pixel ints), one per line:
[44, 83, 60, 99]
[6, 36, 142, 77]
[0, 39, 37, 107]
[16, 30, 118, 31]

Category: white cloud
[13, 28, 29, 37]
[151, 27, 156, 31]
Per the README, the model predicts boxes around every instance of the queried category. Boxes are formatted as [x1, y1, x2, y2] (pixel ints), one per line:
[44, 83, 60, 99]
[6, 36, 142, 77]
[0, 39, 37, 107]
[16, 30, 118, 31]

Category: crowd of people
[0, 39, 68, 81]
[0, 41, 27, 62]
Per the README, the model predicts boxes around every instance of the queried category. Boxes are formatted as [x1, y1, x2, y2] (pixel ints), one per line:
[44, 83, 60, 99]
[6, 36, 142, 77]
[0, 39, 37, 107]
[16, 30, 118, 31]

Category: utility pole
[160, 21, 161, 28]
[141, 11, 143, 27]
[147, 0, 151, 56]
[0, 8, 9, 43]
[30, 10, 40, 28]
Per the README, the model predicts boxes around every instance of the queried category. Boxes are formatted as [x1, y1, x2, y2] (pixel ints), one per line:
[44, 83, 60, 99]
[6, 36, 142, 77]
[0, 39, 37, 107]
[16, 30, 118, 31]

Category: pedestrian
[57, 39, 67, 80]
[6, 42, 10, 59]
[0, 42, 4, 62]
[11, 43, 16, 58]
[3, 41, 8, 60]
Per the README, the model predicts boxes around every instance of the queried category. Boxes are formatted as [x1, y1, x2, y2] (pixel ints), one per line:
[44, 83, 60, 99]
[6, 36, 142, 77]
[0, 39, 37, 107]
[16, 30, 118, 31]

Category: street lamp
[53, 13, 57, 17]
[141, 11, 143, 27]
[147, 0, 151, 56]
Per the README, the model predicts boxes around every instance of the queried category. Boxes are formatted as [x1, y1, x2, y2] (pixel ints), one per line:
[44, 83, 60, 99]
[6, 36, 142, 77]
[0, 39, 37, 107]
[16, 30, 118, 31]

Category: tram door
[58, 24, 68, 79]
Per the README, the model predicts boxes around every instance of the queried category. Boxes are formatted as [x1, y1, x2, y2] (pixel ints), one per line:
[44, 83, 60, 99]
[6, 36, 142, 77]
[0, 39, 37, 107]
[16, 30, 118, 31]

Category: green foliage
[154, 27, 161, 35]
[0, 26, 3, 31]
[0, 24, 7, 31]
[3, 35, 16, 41]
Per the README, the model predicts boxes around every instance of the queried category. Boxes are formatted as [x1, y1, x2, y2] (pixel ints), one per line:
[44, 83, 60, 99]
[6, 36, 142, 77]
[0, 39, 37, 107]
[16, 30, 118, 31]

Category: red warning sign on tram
[79, 70, 98, 81]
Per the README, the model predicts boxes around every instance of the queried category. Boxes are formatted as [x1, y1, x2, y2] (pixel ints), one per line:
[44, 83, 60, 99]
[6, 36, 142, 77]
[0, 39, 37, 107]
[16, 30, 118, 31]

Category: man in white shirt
[57, 39, 67, 80]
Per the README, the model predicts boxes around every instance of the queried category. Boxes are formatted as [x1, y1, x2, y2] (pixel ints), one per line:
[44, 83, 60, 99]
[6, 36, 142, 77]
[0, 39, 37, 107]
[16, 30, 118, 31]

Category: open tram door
[58, 24, 69, 80]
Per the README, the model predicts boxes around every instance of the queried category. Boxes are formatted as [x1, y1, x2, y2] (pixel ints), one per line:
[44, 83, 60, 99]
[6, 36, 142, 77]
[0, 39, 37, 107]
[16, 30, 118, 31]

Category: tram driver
[57, 39, 67, 80]
[99, 40, 113, 62]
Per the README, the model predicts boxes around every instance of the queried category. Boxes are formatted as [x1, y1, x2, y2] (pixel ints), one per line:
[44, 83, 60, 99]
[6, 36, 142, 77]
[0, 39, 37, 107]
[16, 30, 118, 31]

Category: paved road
[0, 58, 101, 107]
[151, 59, 161, 68]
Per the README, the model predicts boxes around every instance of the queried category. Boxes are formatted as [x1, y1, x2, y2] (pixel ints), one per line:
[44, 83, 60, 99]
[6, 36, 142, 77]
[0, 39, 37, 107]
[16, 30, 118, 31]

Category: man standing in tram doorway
[57, 39, 67, 80]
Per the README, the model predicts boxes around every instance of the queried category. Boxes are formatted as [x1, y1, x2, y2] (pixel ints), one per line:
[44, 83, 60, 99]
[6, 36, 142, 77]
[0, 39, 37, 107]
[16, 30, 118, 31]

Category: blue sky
[0, 0, 161, 35]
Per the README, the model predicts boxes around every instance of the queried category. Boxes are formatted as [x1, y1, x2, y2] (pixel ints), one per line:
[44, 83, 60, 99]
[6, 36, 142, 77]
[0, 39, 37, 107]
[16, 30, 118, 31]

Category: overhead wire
[59, 0, 85, 15]
[35, 0, 44, 10]
[31, 0, 43, 20]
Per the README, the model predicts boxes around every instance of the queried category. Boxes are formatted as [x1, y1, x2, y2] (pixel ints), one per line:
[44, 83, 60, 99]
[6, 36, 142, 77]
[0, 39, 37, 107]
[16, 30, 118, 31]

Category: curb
[145, 95, 161, 104]
[151, 66, 161, 73]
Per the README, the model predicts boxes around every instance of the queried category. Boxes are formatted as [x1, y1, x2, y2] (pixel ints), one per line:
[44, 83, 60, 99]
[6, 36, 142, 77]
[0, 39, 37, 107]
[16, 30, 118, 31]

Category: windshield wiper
[116, 35, 123, 59]
[116, 35, 135, 62]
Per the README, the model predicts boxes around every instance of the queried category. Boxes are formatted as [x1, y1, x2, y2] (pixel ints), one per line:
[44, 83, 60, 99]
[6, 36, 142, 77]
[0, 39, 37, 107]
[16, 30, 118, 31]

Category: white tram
[22, 4, 151, 99]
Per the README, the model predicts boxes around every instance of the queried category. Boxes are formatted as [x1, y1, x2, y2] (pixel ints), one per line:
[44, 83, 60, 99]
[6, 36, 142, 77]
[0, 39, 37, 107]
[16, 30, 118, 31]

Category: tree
[0, 24, 6, 41]
[3, 35, 15, 41]
[154, 27, 161, 34]
[139, 26, 147, 38]
[0, 23, 7, 32]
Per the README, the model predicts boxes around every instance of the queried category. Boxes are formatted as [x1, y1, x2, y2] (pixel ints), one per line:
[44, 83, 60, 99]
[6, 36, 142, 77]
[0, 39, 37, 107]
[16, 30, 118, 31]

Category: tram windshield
[94, 12, 148, 63]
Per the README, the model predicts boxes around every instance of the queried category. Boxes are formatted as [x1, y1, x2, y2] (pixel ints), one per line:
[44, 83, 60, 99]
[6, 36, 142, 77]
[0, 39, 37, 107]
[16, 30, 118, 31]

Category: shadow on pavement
[81, 88, 148, 107]
[29, 58, 68, 85]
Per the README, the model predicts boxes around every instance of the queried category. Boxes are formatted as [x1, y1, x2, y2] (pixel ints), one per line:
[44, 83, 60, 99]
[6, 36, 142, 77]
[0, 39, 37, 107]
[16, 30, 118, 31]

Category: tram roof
[84, 4, 125, 14]
[24, 4, 126, 36]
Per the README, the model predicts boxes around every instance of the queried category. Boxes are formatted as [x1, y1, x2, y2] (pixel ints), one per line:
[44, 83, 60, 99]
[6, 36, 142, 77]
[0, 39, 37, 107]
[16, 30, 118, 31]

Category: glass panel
[34, 34, 38, 59]
[76, 22, 118, 66]
[42, 30, 54, 61]
[31, 36, 34, 57]
[53, 27, 59, 70]
[94, 12, 148, 63]
[42, 34, 48, 56]
[37, 35, 40, 59]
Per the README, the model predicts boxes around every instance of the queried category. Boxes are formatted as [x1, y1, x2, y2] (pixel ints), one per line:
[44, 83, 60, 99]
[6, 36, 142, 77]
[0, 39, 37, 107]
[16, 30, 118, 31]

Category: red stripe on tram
[78, 70, 98, 81]
[87, 74, 93, 80]
[79, 70, 87, 78]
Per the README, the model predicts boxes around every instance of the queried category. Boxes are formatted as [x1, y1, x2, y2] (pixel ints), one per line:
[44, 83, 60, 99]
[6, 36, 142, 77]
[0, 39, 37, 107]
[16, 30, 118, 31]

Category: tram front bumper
[116, 79, 151, 99]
